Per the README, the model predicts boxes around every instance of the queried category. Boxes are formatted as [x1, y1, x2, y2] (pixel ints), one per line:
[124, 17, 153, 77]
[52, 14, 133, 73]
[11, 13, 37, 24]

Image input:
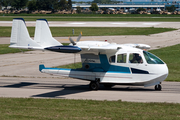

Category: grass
[0, 98, 180, 120]
[1, 14, 180, 21]
[56, 62, 82, 69]
[150, 44, 180, 82]
[0, 27, 176, 37]
[0, 44, 30, 54]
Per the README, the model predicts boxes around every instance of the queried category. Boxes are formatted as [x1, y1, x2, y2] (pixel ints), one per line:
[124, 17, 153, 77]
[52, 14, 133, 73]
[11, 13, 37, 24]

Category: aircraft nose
[164, 64, 169, 77]
[157, 64, 168, 75]
[159, 64, 169, 80]
[150, 64, 168, 81]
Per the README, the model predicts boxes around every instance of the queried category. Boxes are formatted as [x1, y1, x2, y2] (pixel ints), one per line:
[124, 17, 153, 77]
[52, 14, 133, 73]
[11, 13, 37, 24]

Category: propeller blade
[76, 32, 82, 42]
[69, 37, 76, 45]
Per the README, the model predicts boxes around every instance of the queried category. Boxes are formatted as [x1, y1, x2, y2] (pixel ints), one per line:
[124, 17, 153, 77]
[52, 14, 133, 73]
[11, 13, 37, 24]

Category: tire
[89, 81, 99, 90]
[155, 84, 162, 91]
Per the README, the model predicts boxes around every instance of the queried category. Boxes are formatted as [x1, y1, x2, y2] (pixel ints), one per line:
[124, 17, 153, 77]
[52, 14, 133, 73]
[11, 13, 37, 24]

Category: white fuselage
[41, 45, 168, 87]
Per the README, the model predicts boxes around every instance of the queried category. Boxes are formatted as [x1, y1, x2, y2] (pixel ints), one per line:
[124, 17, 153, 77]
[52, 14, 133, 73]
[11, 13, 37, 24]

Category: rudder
[34, 19, 62, 47]
[10, 18, 41, 48]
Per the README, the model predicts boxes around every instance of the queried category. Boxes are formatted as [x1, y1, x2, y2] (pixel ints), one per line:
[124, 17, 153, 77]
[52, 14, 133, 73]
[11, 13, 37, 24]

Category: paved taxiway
[1, 21, 180, 103]
[1, 21, 180, 28]
[0, 77, 180, 103]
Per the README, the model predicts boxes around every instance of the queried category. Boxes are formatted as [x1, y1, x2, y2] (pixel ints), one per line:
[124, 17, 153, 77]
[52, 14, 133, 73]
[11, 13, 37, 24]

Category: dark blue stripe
[131, 68, 149, 74]
[13, 18, 25, 24]
[37, 19, 48, 26]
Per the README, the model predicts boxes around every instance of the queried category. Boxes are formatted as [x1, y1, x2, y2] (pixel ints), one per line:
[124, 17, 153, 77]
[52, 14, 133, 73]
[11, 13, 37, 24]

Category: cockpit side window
[117, 54, 127, 63]
[129, 53, 143, 64]
[109, 55, 115, 63]
[143, 51, 164, 64]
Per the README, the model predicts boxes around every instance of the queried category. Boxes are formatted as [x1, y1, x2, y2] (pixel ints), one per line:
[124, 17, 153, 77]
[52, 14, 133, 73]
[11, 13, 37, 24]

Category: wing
[122, 44, 151, 50]
[78, 44, 121, 54]
[9, 18, 150, 54]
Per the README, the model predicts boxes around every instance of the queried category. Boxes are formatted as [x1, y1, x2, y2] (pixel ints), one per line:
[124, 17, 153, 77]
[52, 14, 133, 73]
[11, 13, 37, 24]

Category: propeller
[69, 32, 82, 45]
[76, 32, 82, 42]
[69, 37, 76, 45]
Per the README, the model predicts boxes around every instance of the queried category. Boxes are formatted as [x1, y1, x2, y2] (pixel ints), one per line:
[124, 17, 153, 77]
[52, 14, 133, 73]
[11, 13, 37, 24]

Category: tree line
[0, 0, 177, 13]
[0, 0, 72, 12]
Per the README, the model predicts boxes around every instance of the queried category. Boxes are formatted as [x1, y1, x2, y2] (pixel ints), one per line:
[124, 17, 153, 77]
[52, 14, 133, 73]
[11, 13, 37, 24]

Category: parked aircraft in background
[9, 18, 168, 91]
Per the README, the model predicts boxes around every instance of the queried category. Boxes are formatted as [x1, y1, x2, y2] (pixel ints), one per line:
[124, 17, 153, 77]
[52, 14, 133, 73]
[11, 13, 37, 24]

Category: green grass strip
[1, 14, 180, 22]
[150, 44, 180, 82]
[56, 62, 82, 69]
[0, 27, 176, 37]
[0, 98, 179, 120]
[0, 44, 30, 54]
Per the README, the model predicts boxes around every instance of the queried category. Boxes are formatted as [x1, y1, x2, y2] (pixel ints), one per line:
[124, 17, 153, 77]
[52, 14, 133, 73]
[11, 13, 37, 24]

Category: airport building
[72, 1, 180, 11]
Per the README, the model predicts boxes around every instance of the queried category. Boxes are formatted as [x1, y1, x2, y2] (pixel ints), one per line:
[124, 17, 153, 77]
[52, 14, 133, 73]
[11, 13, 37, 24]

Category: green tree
[92, 0, 112, 4]
[27, 0, 37, 12]
[36, 0, 54, 10]
[166, 5, 176, 12]
[11, 0, 28, 10]
[36, 0, 58, 11]
[137, 7, 145, 12]
[50, 0, 59, 11]
[76, 6, 81, 13]
[59, 0, 67, 10]
[0, 0, 12, 9]
[90, 3, 98, 12]
[68, 0, 72, 10]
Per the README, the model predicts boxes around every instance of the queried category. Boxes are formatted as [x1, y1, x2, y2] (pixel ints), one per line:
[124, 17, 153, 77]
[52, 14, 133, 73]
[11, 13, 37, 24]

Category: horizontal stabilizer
[39, 64, 45, 72]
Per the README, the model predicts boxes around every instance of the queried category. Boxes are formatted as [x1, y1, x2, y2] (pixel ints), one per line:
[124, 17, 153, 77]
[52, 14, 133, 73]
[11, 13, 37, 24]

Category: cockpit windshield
[143, 51, 164, 64]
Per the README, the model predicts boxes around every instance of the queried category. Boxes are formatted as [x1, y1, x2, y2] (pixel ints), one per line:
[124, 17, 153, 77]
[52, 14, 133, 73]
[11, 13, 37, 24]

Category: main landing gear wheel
[89, 81, 99, 90]
[155, 84, 162, 91]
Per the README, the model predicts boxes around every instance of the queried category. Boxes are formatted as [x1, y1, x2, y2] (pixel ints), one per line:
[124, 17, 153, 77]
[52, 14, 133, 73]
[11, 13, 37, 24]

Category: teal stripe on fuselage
[43, 67, 71, 71]
[42, 64, 130, 74]
[81, 54, 130, 73]
[109, 65, 130, 73]
[42, 67, 130, 73]
[41, 54, 130, 74]
[86, 63, 130, 73]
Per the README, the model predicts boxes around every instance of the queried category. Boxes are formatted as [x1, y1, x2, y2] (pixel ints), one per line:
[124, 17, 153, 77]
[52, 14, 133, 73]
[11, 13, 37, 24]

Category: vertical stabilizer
[10, 18, 41, 48]
[34, 19, 62, 47]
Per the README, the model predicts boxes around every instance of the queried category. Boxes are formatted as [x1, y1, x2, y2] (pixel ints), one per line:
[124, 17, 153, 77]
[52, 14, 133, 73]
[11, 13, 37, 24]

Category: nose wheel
[155, 84, 162, 91]
[89, 81, 99, 90]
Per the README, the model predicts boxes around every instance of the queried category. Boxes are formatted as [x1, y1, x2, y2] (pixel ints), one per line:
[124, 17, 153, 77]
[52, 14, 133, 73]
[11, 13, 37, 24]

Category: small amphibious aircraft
[9, 18, 168, 91]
